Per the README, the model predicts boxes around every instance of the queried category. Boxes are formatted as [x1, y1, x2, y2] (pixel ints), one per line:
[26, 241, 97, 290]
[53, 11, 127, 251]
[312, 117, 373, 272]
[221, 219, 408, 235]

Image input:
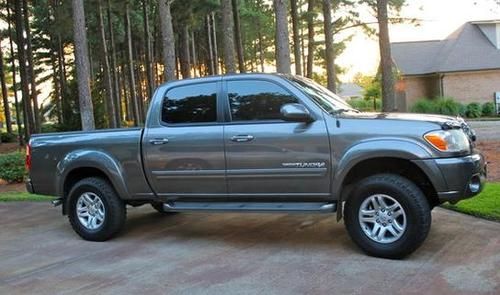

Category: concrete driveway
[0, 203, 499, 295]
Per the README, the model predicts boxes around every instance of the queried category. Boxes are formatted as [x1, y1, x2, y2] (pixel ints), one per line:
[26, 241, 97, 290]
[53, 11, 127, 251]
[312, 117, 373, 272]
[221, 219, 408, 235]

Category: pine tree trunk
[377, 0, 396, 112]
[290, 0, 302, 75]
[0, 47, 12, 134]
[7, 3, 22, 145]
[125, 3, 140, 126]
[22, 0, 41, 133]
[179, 26, 191, 78]
[211, 12, 219, 75]
[232, 0, 245, 73]
[206, 14, 215, 75]
[221, 0, 236, 73]
[71, 0, 95, 130]
[98, 0, 117, 128]
[306, 0, 315, 78]
[57, 35, 69, 125]
[14, 0, 34, 138]
[273, 0, 291, 74]
[158, 0, 176, 81]
[322, 0, 336, 92]
[191, 30, 198, 77]
[107, 0, 121, 126]
[143, 0, 155, 99]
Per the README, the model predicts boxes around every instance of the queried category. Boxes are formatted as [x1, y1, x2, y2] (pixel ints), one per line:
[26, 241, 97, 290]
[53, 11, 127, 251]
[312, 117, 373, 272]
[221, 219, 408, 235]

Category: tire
[68, 177, 126, 241]
[344, 173, 431, 259]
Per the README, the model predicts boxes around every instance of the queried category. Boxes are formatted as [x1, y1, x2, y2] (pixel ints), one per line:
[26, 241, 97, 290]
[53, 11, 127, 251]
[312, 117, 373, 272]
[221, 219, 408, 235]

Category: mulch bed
[476, 140, 500, 182]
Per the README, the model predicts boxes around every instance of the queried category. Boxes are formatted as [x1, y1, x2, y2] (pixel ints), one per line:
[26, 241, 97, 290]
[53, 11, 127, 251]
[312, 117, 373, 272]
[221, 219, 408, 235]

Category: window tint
[162, 83, 217, 124]
[227, 80, 299, 121]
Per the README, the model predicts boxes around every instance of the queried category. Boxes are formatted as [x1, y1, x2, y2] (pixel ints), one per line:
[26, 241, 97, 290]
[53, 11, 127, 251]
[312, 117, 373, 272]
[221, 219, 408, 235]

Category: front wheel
[68, 177, 126, 241]
[344, 174, 431, 259]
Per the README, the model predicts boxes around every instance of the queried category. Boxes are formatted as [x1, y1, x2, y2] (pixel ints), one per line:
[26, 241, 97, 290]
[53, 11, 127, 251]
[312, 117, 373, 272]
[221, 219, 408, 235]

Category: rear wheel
[344, 174, 431, 259]
[68, 177, 126, 241]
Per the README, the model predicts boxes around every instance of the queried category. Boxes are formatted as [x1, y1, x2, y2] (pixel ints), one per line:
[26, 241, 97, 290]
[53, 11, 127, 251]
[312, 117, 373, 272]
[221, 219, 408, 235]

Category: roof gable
[391, 21, 500, 75]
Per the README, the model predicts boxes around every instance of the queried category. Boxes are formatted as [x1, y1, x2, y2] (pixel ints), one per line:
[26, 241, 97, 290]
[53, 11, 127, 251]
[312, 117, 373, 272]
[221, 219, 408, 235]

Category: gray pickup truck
[26, 73, 486, 258]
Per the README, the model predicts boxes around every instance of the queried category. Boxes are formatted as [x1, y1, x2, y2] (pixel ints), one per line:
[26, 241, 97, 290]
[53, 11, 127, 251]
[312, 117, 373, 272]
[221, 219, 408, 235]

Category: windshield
[286, 75, 356, 114]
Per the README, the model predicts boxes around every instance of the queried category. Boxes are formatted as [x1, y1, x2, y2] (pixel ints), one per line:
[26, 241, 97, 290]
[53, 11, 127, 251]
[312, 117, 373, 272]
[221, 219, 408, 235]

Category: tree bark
[143, 0, 155, 99]
[221, 0, 236, 73]
[211, 12, 219, 75]
[206, 14, 215, 75]
[158, 0, 176, 81]
[322, 0, 336, 92]
[306, 0, 315, 78]
[232, 0, 245, 73]
[107, 0, 121, 126]
[7, 3, 23, 144]
[71, 0, 95, 130]
[0, 47, 12, 134]
[179, 26, 191, 78]
[22, 0, 41, 133]
[14, 0, 34, 138]
[125, 2, 140, 126]
[98, 0, 117, 128]
[57, 34, 69, 125]
[273, 0, 291, 74]
[191, 30, 198, 77]
[377, 0, 396, 112]
[290, 0, 302, 75]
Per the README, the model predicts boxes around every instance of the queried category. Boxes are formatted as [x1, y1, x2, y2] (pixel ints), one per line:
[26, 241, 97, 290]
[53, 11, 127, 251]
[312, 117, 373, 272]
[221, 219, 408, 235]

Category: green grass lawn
[0, 192, 54, 202]
[442, 182, 500, 222]
[0, 184, 498, 222]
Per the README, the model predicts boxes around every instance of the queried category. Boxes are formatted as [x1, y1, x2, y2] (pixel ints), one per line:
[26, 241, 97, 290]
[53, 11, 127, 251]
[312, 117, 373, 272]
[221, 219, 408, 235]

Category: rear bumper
[413, 152, 486, 204]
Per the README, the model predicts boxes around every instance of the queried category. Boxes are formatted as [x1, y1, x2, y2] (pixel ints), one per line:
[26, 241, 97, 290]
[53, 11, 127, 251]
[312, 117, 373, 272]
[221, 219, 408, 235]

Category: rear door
[223, 78, 331, 200]
[143, 81, 226, 198]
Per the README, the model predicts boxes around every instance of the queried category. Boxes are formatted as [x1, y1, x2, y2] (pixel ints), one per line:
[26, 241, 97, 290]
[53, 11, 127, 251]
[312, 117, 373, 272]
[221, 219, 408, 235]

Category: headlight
[424, 129, 470, 152]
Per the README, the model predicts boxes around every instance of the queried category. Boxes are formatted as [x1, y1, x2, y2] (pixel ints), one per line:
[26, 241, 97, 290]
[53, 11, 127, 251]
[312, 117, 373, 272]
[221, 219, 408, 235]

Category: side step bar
[162, 202, 336, 213]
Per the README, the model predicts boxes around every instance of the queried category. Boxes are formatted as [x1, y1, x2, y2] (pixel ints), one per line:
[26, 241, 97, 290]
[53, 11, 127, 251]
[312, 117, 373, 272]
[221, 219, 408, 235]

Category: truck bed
[29, 128, 151, 198]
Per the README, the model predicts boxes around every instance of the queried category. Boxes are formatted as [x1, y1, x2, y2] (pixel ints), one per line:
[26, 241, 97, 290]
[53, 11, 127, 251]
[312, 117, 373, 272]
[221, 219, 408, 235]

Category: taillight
[25, 143, 31, 171]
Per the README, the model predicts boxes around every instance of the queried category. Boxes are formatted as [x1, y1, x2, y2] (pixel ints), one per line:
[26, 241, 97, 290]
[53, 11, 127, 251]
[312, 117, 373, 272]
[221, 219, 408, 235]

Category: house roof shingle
[391, 21, 500, 75]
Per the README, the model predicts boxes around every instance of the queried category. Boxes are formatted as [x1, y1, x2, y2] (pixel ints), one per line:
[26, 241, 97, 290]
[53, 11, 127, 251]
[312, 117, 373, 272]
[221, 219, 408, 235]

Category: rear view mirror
[280, 103, 313, 123]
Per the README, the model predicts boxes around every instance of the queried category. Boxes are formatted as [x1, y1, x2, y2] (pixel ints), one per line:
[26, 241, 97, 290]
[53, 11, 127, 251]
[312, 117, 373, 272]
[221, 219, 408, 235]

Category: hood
[342, 111, 476, 141]
[343, 112, 460, 125]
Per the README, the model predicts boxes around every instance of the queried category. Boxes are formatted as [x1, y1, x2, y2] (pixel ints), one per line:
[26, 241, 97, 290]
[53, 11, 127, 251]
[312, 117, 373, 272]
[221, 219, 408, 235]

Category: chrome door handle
[149, 138, 169, 145]
[230, 135, 254, 142]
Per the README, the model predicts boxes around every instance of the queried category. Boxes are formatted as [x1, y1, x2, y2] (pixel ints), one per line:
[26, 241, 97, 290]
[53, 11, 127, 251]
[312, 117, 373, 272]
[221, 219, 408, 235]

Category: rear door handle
[230, 135, 254, 142]
[149, 138, 169, 145]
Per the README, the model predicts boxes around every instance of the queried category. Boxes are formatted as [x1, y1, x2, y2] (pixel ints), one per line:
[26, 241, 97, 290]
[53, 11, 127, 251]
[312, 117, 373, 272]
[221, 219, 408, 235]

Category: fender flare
[333, 139, 435, 220]
[55, 149, 130, 200]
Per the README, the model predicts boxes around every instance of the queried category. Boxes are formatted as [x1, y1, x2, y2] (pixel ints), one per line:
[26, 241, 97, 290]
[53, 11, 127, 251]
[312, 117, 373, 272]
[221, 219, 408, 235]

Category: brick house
[391, 20, 500, 111]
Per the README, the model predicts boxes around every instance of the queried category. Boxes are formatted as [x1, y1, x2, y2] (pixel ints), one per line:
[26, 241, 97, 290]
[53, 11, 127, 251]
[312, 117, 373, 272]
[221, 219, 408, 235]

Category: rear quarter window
[161, 83, 218, 124]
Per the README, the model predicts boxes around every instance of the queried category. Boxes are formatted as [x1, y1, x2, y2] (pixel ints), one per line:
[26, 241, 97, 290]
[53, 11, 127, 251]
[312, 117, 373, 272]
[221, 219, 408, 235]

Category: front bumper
[414, 152, 487, 204]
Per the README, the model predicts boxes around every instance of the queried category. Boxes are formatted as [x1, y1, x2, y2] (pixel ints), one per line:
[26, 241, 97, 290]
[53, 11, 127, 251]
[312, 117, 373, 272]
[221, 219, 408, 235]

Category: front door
[223, 79, 331, 200]
[143, 81, 226, 198]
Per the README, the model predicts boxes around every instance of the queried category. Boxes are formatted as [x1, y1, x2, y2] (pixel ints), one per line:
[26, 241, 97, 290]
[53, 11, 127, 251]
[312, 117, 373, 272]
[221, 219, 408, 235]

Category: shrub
[434, 98, 461, 116]
[481, 102, 496, 117]
[465, 103, 482, 118]
[348, 98, 381, 112]
[0, 152, 26, 183]
[410, 99, 436, 114]
[1, 132, 17, 143]
[411, 97, 468, 117]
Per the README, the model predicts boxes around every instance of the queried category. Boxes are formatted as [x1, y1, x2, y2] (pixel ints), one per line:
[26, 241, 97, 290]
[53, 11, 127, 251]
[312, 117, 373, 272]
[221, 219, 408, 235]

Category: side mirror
[280, 103, 314, 123]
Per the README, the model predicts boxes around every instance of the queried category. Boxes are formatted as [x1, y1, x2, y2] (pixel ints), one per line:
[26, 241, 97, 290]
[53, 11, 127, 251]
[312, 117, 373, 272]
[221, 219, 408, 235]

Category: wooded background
[0, 0, 407, 144]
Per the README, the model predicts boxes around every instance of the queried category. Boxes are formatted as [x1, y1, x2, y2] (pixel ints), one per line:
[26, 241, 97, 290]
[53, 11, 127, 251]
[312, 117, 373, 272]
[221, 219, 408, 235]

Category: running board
[162, 202, 336, 213]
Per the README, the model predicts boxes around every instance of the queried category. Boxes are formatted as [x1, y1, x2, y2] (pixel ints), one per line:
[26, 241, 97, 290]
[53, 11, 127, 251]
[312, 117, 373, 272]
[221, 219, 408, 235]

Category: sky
[337, 0, 500, 82]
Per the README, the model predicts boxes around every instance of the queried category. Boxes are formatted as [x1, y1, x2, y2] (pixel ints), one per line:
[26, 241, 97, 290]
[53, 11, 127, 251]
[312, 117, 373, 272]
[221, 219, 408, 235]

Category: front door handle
[149, 138, 169, 145]
[230, 135, 254, 142]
